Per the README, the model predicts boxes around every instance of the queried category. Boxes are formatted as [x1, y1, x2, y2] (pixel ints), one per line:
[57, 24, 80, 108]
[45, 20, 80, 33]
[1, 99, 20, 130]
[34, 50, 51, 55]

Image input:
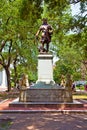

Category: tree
[0, 0, 42, 91]
[43, 0, 87, 81]
[0, 0, 86, 91]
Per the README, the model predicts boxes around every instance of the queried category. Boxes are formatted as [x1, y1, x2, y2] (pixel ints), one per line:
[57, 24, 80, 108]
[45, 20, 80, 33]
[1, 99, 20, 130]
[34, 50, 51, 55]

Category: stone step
[9, 98, 83, 108]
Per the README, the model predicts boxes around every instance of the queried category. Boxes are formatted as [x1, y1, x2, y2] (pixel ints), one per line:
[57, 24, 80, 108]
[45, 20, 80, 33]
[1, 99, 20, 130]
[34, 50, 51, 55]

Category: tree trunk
[14, 63, 17, 87]
[13, 56, 18, 87]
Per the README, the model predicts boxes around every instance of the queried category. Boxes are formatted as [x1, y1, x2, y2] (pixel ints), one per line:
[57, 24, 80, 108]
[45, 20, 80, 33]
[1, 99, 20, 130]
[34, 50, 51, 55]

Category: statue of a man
[36, 18, 53, 53]
[18, 74, 29, 89]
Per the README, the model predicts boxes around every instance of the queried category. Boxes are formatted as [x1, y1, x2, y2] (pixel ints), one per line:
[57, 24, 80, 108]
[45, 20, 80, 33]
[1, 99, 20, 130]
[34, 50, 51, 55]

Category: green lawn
[73, 94, 87, 99]
[0, 118, 12, 130]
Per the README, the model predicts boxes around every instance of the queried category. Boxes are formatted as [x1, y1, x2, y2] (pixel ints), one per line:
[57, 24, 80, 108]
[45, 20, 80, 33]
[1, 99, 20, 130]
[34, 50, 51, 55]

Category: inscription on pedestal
[37, 54, 55, 84]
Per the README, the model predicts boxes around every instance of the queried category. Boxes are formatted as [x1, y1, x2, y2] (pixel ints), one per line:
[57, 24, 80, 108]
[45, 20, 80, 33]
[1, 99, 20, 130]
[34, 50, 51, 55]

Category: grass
[73, 94, 87, 99]
[0, 119, 13, 130]
[0, 88, 19, 100]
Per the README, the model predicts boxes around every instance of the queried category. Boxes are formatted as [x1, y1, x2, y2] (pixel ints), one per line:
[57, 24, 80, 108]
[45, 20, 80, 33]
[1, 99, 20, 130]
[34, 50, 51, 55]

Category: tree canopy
[0, 0, 87, 90]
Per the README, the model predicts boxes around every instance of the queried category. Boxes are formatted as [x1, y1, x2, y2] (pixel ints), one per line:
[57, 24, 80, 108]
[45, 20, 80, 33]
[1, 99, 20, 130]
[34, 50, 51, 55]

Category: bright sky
[71, 3, 80, 16]
[71, 2, 87, 16]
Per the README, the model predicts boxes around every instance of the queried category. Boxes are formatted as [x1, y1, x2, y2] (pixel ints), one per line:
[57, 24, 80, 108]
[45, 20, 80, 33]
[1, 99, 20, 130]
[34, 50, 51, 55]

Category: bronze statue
[60, 75, 66, 87]
[36, 18, 53, 53]
[18, 74, 29, 89]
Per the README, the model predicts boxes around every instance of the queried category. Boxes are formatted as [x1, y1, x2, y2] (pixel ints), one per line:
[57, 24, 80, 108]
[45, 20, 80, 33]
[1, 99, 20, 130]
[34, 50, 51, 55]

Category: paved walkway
[0, 99, 87, 130]
[0, 113, 87, 130]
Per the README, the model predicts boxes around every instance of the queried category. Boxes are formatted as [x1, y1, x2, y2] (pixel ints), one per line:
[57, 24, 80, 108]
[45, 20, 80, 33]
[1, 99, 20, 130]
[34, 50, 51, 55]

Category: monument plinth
[18, 54, 73, 103]
[9, 53, 83, 108]
[36, 54, 55, 84]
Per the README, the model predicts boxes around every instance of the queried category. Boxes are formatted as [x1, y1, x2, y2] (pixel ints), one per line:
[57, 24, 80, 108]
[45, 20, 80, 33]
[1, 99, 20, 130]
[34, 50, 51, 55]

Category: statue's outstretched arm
[36, 29, 40, 38]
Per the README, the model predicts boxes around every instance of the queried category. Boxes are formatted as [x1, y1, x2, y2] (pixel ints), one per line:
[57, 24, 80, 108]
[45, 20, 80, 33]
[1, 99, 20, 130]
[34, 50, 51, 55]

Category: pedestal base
[9, 86, 83, 108]
[19, 88, 66, 102]
[37, 54, 55, 84]
[9, 98, 83, 108]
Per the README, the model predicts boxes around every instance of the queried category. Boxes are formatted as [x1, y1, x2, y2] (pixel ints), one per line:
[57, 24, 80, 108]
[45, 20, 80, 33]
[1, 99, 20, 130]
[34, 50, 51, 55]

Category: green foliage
[45, 0, 87, 82]
[54, 46, 82, 83]
[0, 0, 42, 90]
[20, 0, 42, 21]
[0, 0, 87, 89]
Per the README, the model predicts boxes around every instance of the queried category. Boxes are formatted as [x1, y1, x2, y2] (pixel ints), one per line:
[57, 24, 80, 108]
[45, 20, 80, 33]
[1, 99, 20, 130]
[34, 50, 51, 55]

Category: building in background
[0, 69, 7, 91]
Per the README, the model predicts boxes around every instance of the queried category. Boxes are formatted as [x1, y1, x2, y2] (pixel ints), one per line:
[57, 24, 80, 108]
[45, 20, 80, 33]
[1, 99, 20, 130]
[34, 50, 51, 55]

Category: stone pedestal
[9, 54, 83, 108]
[18, 54, 73, 103]
[36, 54, 55, 84]
[19, 88, 66, 102]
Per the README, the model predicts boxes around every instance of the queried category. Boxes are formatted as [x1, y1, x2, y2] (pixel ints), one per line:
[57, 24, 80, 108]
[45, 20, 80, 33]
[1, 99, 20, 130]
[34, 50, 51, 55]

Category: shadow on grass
[0, 118, 13, 130]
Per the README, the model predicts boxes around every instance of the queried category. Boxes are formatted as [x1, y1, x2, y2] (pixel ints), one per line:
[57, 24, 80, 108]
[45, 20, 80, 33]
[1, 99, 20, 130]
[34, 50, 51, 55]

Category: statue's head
[42, 18, 47, 24]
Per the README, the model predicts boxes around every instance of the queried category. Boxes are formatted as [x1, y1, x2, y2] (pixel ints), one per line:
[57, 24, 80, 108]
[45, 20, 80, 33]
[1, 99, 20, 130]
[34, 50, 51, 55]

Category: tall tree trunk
[14, 62, 17, 87]
[13, 56, 18, 87]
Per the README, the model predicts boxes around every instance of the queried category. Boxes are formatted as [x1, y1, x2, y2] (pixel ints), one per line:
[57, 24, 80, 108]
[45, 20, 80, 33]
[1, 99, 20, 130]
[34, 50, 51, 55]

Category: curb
[0, 99, 9, 104]
[0, 110, 87, 114]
